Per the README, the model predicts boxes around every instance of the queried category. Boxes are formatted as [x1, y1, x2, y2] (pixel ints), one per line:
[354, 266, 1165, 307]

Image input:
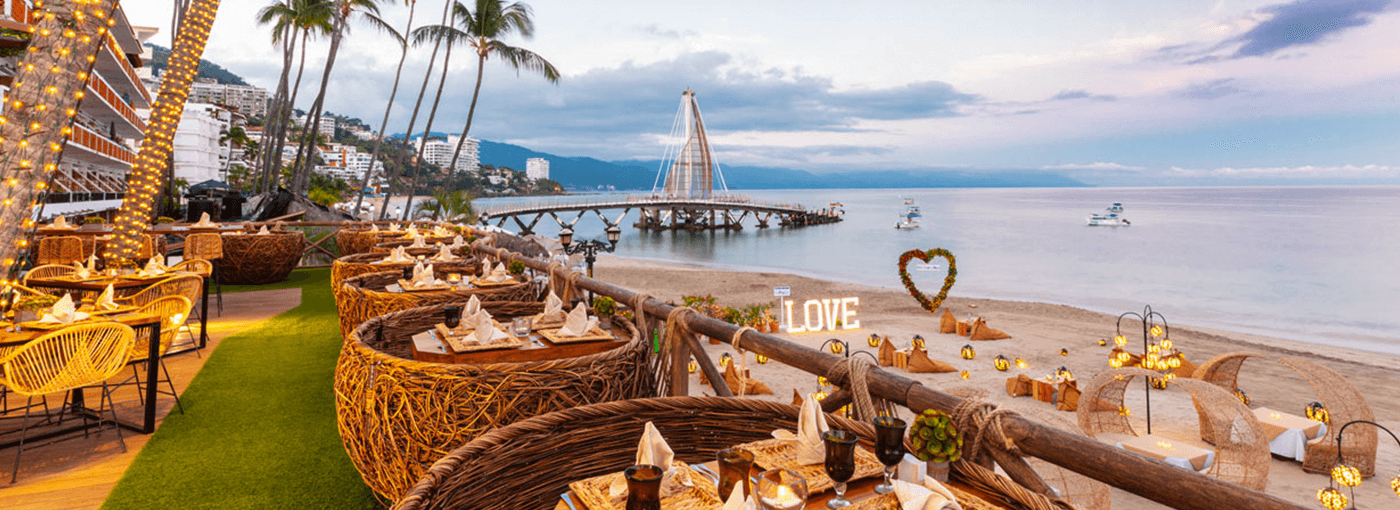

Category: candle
[1269, 412, 1282, 421]
[759, 486, 803, 510]
[1156, 441, 1173, 450]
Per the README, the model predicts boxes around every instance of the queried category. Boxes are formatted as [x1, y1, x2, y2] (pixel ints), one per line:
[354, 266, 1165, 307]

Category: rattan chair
[36, 236, 82, 266]
[116, 296, 193, 415]
[185, 233, 223, 314]
[136, 234, 167, 263]
[1076, 368, 1270, 490]
[116, 274, 204, 356]
[1, 322, 136, 483]
[22, 264, 76, 285]
[170, 259, 213, 276]
[1191, 352, 1252, 444]
[1278, 358, 1377, 476]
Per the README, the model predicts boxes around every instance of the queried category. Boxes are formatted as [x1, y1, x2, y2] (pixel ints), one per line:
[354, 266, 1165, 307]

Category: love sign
[784, 297, 860, 333]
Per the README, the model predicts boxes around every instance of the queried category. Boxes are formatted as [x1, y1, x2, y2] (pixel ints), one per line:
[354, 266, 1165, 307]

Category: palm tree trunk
[288, 30, 311, 125]
[259, 24, 297, 192]
[354, 0, 418, 218]
[290, 8, 349, 194]
[375, 0, 452, 220]
[400, 42, 455, 220]
[443, 49, 486, 181]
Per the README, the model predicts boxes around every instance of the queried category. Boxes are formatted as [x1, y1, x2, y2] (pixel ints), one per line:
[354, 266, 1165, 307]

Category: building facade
[415, 134, 480, 174]
[189, 79, 269, 118]
[171, 103, 233, 185]
[315, 143, 384, 185]
[526, 157, 549, 180]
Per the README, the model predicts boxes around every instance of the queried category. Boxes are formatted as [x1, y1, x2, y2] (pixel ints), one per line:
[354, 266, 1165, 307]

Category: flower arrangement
[592, 296, 616, 317]
[14, 294, 58, 311]
[896, 248, 957, 313]
[507, 260, 525, 275]
[908, 409, 962, 463]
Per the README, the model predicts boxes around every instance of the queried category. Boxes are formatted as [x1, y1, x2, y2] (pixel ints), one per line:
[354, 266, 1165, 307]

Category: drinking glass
[872, 416, 907, 494]
[755, 468, 807, 510]
[511, 316, 532, 338]
[716, 447, 755, 501]
[400, 265, 414, 280]
[443, 305, 462, 329]
[822, 429, 857, 509]
[623, 464, 663, 510]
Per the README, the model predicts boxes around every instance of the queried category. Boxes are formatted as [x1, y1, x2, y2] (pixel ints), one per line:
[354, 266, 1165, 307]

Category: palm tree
[415, 189, 475, 221]
[255, 0, 307, 192]
[399, 0, 472, 219]
[373, 0, 455, 220]
[283, 0, 334, 152]
[350, 0, 419, 217]
[441, 0, 558, 179]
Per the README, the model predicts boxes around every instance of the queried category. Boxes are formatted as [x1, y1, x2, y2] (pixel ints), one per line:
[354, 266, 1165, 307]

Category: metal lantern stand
[1115, 305, 1170, 435]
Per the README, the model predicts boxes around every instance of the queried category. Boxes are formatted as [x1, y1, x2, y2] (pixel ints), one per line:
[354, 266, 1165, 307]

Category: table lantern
[1317, 487, 1347, 510]
[912, 335, 925, 349]
[1113, 335, 1127, 346]
[959, 370, 970, 379]
[1014, 358, 1027, 369]
[1097, 339, 1107, 346]
[687, 360, 697, 373]
[1060, 348, 1069, 356]
[813, 390, 828, 401]
[1390, 475, 1399, 497]
[1055, 366, 1073, 380]
[817, 376, 830, 387]
[868, 334, 881, 347]
[756, 354, 769, 364]
[1118, 406, 1130, 416]
[960, 345, 975, 360]
[719, 352, 733, 368]
[1305, 401, 1328, 423]
[1233, 388, 1250, 406]
[1332, 465, 1362, 487]
[994, 355, 1010, 371]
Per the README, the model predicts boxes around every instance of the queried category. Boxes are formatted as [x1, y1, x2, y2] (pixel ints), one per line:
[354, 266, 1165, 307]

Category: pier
[476, 194, 842, 235]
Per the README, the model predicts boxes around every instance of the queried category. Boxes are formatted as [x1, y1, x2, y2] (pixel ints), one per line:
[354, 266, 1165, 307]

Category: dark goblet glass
[401, 265, 415, 280]
[822, 429, 857, 509]
[443, 305, 462, 329]
[624, 464, 664, 510]
[717, 447, 755, 500]
[872, 416, 907, 494]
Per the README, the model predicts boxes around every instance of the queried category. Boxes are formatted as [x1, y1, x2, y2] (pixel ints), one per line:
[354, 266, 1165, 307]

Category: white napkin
[370, 224, 380, 232]
[39, 294, 89, 324]
[431, 244, 458, 262]
[773, 393, 830, 465]
[450, 235, 466, 248]
[410, 263, 439, 288]
[410, 234, 427, 248]
[72, 261, 92, 280]
[85, 254, 97, 271]
[609, 422, 684, 498]
[389, 223, 401, 232]
[97, 284, 119, 311]
[257, 225, 270, 235]
[480, 259, 492, 278]
[433, 226, 453, 237]
[484, 263, 510, 283]
[471, 311, 497, 344]
[464, 294, 481, 317]
[894, 479, 962, 510]
[722, 485, 755, 510]
[557, 302, 599, 337]
[138, 257, 167, 277]
[53, 216, 70, 229]
[541, 292, 565, 322]
[193, 212, 218, 228]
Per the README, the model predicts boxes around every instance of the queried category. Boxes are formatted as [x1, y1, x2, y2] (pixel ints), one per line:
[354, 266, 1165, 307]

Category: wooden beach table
[410, 326, 627, 364]
[1251, 407, 1325, 462]
[1119, 434, 1215, 472]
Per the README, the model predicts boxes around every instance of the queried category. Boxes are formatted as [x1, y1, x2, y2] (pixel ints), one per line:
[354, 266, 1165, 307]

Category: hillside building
[415, 134, 480, 174]
[526, 158, 549, 180]
[189, 79, 269, 118]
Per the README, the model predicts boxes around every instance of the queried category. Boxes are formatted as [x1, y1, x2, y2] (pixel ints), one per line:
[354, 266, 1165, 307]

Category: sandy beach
[591, 254, 1400, 509]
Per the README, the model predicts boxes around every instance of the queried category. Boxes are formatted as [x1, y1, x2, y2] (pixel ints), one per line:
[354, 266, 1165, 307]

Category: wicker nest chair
[217, 231, 305, 284]
[335, 271, 534, 340]
[1190, 352, 1252, 444]
[1277, 358, 1377, 476]
[329, 252, 480, 293]
[336, 229, 382, 257]
[393, 396, 1076, 510]
[1076, 367, 1270, 490]
[336, 302, 658, 502]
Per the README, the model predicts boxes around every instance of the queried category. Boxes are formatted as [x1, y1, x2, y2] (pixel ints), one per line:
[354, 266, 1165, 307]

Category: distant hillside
[145, 43, 248, 86]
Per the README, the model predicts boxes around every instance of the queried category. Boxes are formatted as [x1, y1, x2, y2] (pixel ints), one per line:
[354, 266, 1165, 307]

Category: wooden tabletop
[411, 326, 628, 364]
[1252, 407, 1323, 440]
[1120, 434, 1213, 471]
[0, 311, 161, 347]
[35, 227, 114, 237]
[27, 274, 184, 291]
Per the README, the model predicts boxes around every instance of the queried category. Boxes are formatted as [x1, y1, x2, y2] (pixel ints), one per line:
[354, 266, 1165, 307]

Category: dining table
[410, 323, 628, 364]
[0, 310, 164, 448]
[1251, 407, 1325, 462]
[1119, 434, 1215, 472]
[26, 270, 212, 350]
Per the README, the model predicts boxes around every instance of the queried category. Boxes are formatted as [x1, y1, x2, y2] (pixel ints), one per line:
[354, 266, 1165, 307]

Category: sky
[121, 0, 1400, 186]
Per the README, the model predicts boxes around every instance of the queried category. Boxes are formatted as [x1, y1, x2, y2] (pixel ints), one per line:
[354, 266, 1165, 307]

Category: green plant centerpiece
[82, 216, 105, 224]
[592, 296, 616, 318]
[155, 216, 176, 224]
[908, 409, 963, 482]
[507, 260, 525, 275]
[14, 294, 59, 312]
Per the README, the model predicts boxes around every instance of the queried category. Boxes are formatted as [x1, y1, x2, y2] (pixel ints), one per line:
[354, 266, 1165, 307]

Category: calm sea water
[478, 186, 1400, 354]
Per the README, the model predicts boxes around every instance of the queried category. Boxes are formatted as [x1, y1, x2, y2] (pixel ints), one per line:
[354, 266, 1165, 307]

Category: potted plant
[908, 409, 963, 482]
[13, 294, 59, 323]
[592, 296, 616, 329]
[763, 307, 778, 332]
[81, 216, 105, 231]
[507, 260, 525, 277]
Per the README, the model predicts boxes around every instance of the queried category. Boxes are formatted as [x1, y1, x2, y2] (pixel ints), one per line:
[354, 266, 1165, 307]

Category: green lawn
[101, 267, 380, 510]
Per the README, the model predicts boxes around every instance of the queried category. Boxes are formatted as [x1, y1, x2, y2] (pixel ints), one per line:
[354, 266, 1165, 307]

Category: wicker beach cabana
[1076, 367, 1270, 490]
[393, 397, 1077, 510]
[218, 231, 305, 284]
[1191, 352, 1252, 443]
[335, 303, 660, 502]
[1277, 358, 1377, 476]
[334, 271, 533, 339]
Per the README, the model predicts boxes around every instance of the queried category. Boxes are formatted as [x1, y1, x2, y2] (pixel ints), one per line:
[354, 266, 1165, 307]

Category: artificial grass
[101, 267, 380, 510]
[219, 267, 325, 294]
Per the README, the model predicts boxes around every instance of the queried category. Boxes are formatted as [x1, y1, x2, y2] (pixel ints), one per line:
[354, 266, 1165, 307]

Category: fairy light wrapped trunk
[107, 0, 220, 267]
[0, 0, 120, 283]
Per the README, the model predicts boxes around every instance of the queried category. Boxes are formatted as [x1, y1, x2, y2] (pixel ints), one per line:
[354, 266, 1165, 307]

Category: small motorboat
[895, 199, 921, 229]
[1087, 203, 1129, 226]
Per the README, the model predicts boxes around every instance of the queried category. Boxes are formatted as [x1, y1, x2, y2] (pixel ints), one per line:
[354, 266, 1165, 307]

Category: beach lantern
[719, 352, 733, 368]
[960, 345, 975, 360]
[1108, 358, 1124, 368]
[959, 371, 970, 379]
[1332, 465, 1362, 488]
[1150, 375, 1170, 390]
[912, 335, 925, 349]
[1317, 487, 1347, 510]
[1113, 335, 1127, 346]
[1160, 338, 1172, 350]
[1390, 475, 1399, 497]
[993, 355, 1010, 371]
[868, 334, 881, 347]
[1055, 366, 1073, 380]
[813, 390, 828, 401]
[1306, 402, 1329, 423]
[756, 354, 769, 364]
[830, 341, 844, 354]
[818, 376, 830, 387]
[687, 360, 697, 373]
[1150, 325, 1164, 337]
[1014, 358, 1027, 369]
[1097, 339, 1107, 346]
[1233, 388, 1250, 406]
[1118, 406, 1130, 416]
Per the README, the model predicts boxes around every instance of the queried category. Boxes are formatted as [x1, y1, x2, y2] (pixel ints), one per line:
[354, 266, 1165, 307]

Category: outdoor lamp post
[559, 225, 621, 278]
[1318, 420, 1400, 510]
[1115, 305, 1172, 435]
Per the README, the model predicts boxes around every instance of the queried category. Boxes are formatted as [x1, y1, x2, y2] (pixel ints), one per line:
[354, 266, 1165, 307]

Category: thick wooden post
[669, 331, 690, 397]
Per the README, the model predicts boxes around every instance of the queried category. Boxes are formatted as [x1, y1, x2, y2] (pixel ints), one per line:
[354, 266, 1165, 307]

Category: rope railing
[471, 242, 1308, 510]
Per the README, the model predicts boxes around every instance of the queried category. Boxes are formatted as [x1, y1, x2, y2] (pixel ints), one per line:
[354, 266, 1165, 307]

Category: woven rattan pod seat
[336, 302, 657, 501]
[217, 231, 305, 284]
[1277, 358, 1377, 476]
[1191, 352, 1251, 444]
[330, 252, 480, 292]
[1077, 368, 1270, 490]
[336, 228, 382, 257]
[335, 271, 533, 339]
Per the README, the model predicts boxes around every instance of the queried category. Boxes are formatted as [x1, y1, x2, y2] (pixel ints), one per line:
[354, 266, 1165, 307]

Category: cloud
[1232, 0, 1392, 58]
[1167, 164, 1400, 178]
[636, 24, 696, 40]
[1042, 162, 1147, 172]
[1175, 78, 1245, 100]
[1049, 89, 1117, 102]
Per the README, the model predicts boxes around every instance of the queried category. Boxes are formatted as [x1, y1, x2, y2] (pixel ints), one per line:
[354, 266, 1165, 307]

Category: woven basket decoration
[218, 231, 305, 285]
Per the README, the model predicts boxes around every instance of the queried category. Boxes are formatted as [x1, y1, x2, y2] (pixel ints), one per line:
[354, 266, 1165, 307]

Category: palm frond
[363, 12, 405, 46]
[490, 43, 559, 83]
[410, 23, 467, 47]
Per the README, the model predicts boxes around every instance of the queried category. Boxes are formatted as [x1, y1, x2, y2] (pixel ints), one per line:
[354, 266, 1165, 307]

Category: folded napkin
[138, 256, 167, 277]
[894, 479, 962, 510]
[721, 485, 755, 510]
[256, 225, 271, 235]
[433, 226, 453, 237]
[608, 422, 686, 498]
[85, 254, 98, 271]
[464, 294, 481, 317]
[470, 311, 497, 344]
[450, 235, 466, 248]
[480, 259, 492, 277]
[193, 212, 218, 228]
[96, 284, 119, 311]
[72, 261, 92, 280]
[52, 215, 71, 229]
[39, 294, 90, 324]
[409, 263, 439, 288]
[370, 224, 380, 232]
[483, 263, 510, 283]
[389, 223, 400, 232]
[410, 235, 428, 248]
[557, 302, 599, 337]
[431, 243, 458, 262]
[773, 392, 829, 465]
[540, 292, 566, 322]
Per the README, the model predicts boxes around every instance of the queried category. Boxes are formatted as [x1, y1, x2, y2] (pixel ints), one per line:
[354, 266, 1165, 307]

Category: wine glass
[755, 468, 807, 510]
[822, 429, 857, 509]
[443, 305, 462, 330]
[872, 416, 907, 494]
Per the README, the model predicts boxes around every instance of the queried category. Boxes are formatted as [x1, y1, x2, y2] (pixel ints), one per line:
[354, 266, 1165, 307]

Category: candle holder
[755, 468, 808, 510]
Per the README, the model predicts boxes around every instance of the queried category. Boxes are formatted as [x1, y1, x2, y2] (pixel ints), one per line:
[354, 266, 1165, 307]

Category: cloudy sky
[122, 0, 1400, 185]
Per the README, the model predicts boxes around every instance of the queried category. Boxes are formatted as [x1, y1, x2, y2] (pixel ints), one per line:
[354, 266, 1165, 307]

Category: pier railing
[475, 193, 812, 219]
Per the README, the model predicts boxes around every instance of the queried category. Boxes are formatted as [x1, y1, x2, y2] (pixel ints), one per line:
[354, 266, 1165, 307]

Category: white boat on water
[1087, 202, 1130, 226]
[896, 200, 921, 229]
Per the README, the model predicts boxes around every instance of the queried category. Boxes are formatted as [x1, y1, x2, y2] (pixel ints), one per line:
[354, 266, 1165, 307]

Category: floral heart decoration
[898, 248, 957, 313]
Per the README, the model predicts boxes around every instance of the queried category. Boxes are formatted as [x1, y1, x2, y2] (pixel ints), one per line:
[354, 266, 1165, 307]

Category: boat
[895, 200, 921, 229]
[1087, 203, 1130, 226]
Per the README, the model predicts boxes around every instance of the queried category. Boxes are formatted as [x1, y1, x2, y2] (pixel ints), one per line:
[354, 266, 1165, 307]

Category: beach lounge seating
[1278, 358, 1377, 476]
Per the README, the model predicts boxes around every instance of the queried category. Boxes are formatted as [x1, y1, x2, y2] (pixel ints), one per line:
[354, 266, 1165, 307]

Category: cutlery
[560, 492, 578, 510]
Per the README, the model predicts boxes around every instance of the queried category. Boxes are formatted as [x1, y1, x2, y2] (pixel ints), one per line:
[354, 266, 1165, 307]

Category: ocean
[476, 186, 1400, 355]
